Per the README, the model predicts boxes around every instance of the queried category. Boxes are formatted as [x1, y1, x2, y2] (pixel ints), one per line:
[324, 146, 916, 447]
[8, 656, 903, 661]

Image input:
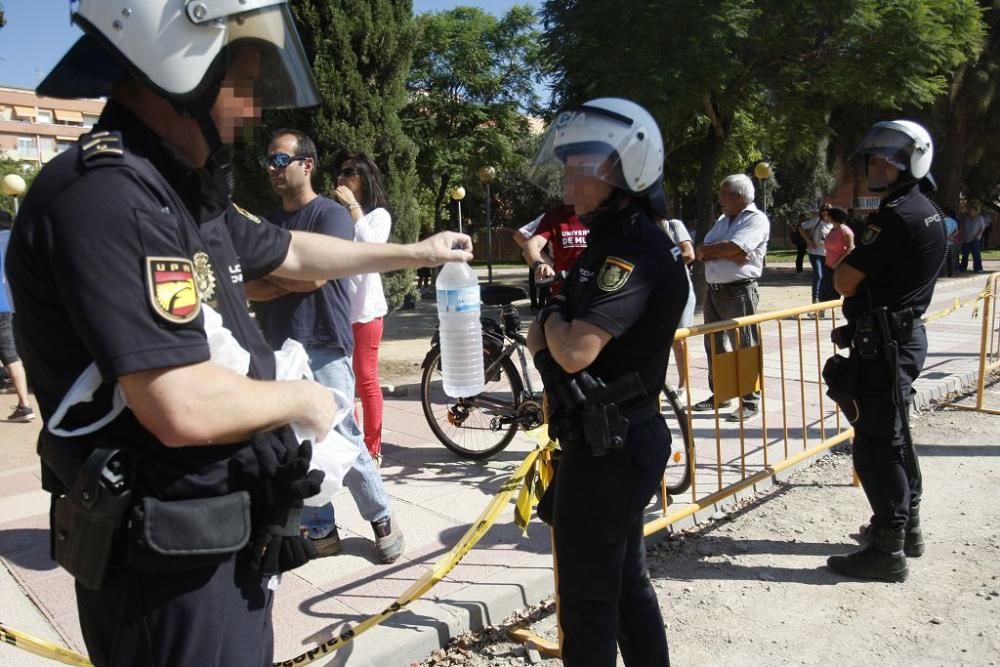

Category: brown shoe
[310, 528, 342, 557]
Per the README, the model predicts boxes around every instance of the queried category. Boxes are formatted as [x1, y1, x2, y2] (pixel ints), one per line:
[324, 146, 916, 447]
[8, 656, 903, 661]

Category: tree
[932, 0, 1000, 210]
[402, 5, 543, 235]
[231, 0, 420, 310]
[540, 0, 984, 247]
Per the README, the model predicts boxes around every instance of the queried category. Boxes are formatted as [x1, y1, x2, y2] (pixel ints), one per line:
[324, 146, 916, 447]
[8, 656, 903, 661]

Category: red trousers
[352, 318, 384, 457]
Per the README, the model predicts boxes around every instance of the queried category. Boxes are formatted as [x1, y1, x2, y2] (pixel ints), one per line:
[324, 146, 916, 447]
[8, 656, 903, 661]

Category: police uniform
[7, 102, 293, 666]
[841, 182, 945, 533]
[548, 203, 687, 665]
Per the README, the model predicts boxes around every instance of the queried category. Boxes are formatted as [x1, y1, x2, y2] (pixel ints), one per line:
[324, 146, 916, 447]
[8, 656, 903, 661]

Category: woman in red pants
[332, 152, 391, 466]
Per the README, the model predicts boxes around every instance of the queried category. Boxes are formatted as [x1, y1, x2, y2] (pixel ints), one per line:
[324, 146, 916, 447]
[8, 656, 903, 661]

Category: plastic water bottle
[436, 261, 485, 398]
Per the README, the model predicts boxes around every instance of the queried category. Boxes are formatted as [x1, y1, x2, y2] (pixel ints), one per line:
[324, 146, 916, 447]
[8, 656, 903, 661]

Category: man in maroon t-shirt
[521, 204, 589, 295]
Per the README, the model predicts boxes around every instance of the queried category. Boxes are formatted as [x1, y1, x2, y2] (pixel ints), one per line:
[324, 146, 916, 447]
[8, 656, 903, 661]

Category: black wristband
[531, 260, 545, 271]
[537, 302, 563, 328]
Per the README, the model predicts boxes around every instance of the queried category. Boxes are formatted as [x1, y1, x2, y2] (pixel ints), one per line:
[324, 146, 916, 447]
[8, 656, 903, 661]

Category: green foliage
[231, 0, 419, 310]
[932, 0, 1000, 208]
[540, 0, 985, 240]
[403, 5, 543, 235]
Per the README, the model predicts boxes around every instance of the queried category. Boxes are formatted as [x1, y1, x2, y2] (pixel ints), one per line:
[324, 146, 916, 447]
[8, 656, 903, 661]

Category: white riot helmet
[530, 98, 666, 215]
[854, 120, 935, 191]
[38, 0, 318, 112]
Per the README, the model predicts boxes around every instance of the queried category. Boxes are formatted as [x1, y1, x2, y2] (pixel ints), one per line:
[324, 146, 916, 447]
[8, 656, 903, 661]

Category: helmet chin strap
[577, 190, 630, 227]
[175, 75, 236, 196]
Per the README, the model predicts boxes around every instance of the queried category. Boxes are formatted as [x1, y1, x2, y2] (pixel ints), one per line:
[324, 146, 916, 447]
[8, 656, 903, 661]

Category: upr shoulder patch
[232, 202, 262, 224]
[861, 225, 882, 246]
[146, 257, 201, 324]
[597, 256, 635, 292]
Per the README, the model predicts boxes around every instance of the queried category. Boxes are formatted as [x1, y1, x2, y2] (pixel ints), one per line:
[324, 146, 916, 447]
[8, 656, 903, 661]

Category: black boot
[903, 505, 925, 557]
[828, 527, 908, 583]
[857, 506, 925, 558]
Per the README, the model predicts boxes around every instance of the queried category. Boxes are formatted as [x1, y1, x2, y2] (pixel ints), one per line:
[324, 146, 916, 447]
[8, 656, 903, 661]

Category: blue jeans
[300, 347, 390, 539]
[808, 253, 824, 302]
[960, 239, 983, 273]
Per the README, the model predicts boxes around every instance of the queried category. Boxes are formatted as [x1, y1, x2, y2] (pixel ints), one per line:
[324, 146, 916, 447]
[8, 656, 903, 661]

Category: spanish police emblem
[146, 257, 201, 324]
[597, 256, 635, 292]
[861, 225, 882, 245]
[193, 251, 218, 306]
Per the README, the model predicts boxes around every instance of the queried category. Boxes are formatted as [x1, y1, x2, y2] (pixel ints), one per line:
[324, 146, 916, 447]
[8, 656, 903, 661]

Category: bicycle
[419, 283, 695, 495]
[419, 284, 544, 460]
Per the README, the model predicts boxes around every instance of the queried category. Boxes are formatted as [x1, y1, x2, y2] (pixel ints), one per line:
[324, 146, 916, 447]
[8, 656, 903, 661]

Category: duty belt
[708, 278, 756, 290]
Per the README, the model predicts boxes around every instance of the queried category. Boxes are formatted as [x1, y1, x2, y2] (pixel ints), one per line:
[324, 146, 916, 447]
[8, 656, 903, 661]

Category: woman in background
[333, 152, 392, 466]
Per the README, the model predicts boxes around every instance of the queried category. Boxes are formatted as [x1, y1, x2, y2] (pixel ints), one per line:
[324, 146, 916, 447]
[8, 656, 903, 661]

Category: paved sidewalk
[0, 267, 995, 667]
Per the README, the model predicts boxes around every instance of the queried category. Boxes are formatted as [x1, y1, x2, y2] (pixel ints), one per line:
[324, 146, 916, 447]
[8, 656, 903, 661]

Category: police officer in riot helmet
[7, 2, 470, 665]
[829, 120, 946, 582]
[526, 98, 687, 664]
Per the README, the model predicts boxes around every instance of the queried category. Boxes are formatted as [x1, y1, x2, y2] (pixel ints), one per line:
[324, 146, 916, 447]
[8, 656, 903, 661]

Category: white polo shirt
[702, 203, 770, 284]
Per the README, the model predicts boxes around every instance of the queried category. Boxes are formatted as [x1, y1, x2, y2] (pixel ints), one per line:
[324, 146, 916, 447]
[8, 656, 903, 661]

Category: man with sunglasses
[247, 129, 404, 564]
[5, 2, 468, 665]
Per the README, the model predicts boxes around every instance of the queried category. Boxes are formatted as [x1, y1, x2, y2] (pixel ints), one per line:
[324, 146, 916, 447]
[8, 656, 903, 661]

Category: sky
[0, 0, 540, 90]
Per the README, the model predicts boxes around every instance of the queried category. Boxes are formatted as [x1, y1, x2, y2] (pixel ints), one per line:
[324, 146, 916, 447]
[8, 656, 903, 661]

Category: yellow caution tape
[0, 622, 93, 666]
[0, 439, 555, 667]
[514, 427, 556, 536]
[274, 437, 556, 667]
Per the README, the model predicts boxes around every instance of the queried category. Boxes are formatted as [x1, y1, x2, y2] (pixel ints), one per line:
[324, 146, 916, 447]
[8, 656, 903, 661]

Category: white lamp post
[2, 173, 26, 215]
[753, 162, 773, 216]
[450, 185, 466, 234]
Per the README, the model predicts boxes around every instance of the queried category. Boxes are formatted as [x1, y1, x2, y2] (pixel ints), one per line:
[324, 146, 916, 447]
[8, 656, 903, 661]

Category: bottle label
[437, 287, 480, 313]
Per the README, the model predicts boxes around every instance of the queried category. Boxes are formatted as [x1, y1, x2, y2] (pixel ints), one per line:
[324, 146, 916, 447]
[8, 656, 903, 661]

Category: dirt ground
[413, 384, 1000, 667]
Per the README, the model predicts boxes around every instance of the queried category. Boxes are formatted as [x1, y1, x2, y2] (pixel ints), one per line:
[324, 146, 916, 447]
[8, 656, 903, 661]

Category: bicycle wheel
[661, 382, 694, 495]
[420, 347, 523, 460]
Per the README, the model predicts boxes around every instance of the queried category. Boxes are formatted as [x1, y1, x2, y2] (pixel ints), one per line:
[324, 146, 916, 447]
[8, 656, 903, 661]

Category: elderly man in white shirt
[693, 173, 770, 422]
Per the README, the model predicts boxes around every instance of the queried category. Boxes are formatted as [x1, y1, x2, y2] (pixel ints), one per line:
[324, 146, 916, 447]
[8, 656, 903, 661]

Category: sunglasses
[337, 167, 359, 178]
[264, 153, 309, 169]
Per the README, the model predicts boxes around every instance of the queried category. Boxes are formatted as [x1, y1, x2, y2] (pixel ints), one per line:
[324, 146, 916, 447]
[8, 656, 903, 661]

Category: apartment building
[0, 85, 105, 169]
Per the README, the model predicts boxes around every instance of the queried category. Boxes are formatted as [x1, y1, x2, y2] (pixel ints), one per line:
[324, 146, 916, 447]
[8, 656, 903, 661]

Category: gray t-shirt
[961, 214, 986, 244]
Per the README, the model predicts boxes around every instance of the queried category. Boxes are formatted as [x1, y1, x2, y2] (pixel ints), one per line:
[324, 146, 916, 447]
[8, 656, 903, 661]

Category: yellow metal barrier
[944, 272, 1000, 416]
[648, 297, 851, 535]
[647, 271, 1000, 537]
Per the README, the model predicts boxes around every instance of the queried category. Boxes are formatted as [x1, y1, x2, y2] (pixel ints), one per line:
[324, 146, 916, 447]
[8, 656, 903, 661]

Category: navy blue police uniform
[841, 182, 945, 533]
[6, 101, 297, 666]
[548, 203, 687, 666]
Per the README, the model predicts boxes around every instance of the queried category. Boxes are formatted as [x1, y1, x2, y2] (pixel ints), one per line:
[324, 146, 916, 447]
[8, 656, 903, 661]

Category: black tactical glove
[237, 430, 325, 575]
[532, 349, 585, 445]
[535, 294, 567, 329]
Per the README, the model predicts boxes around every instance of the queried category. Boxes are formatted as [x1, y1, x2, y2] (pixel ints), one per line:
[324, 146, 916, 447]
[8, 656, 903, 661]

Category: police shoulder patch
[146, 257, 201, 324]
[861, 225, 882, 246]
[232, 202, 262, 224]
[597, 256, 635, 292]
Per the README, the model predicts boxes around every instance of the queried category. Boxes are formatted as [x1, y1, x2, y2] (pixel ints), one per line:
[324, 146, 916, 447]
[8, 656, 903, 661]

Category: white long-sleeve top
[349, 207, 391, 323]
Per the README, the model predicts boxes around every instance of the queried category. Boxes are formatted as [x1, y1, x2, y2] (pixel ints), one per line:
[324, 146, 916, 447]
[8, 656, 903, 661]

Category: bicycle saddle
[480, 284, 529, 307]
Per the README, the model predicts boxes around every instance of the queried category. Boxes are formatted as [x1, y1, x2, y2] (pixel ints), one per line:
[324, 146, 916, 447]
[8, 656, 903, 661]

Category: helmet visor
[225, 5, 319, 109]
[852, 126, 916, 171]
[526, 105, 648, 199]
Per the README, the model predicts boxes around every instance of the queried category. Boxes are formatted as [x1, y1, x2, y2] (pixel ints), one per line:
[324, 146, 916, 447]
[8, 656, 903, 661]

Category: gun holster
[578, 372, 645, 458]
[51, 447, 134, 591]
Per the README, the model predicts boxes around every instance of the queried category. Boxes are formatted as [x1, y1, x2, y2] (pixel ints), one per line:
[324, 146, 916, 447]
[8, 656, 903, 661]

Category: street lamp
[478, 166, 497, 283]
[753, 161, 773, 216]
[2, 173, 26, 215]
[450, 185, 466, 234]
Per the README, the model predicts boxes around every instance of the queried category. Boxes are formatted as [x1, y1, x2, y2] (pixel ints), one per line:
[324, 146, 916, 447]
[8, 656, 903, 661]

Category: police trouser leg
[616, 516, 669, 666]
[553, 417, 670, 666]
[851, 328, 927, 532]
[75, 554, 274, 667]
